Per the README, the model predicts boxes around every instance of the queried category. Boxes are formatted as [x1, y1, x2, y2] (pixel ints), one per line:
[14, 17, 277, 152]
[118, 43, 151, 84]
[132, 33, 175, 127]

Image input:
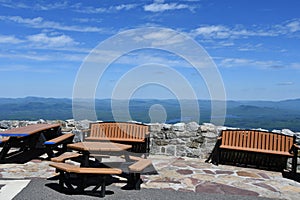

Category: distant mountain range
[0, 97, 300, 131]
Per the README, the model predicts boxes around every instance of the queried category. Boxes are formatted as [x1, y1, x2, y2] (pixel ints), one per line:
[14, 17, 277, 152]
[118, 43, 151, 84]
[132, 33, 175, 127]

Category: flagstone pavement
[1, 155, 300, 200]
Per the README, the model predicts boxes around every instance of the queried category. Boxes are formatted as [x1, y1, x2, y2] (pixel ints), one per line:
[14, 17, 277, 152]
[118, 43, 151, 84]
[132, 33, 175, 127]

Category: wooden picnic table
[67, 141, 132, 167]
[0, 123, 63, 161]
[50, 141, 152, 196]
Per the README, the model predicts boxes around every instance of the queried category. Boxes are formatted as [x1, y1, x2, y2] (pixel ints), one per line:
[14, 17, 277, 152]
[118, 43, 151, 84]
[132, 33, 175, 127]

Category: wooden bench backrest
[221, 130, 294, 153]
[89, 122, 149, 142]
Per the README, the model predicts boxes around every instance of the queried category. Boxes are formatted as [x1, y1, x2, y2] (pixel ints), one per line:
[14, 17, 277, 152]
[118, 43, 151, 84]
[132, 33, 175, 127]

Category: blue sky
[0, 0, 300, 101]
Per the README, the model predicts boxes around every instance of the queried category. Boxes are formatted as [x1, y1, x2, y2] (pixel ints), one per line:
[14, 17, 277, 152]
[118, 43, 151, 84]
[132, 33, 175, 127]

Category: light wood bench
[51, 152, 81, 162]
[84, 122, 150, 157]
[129, 159, 152, 172]
[127, 158, 152, 190]
[216, 130, 298, 172]
[44, 133, 75, 158]
[49, 162, 122, 197]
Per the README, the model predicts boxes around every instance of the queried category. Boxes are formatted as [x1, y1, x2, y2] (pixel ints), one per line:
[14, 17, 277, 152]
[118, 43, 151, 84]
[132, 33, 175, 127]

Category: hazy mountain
[0, 97, 300, 131]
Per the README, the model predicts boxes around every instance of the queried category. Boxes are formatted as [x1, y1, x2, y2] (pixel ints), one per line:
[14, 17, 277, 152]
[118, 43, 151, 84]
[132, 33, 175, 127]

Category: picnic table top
[0, 123, 61, 137]
[67, 141, 132, 152]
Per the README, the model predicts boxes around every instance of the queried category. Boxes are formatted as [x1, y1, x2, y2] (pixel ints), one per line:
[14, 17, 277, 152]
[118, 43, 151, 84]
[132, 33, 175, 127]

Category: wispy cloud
[0, 0, 69, 10]
[74, 3, 138, 14]
[277, 82, 294, 86]
[26, 33, 79, 48]
[192, 19, 300, 40]
[0, 50, 86, 62]
[0, 34, 23, 44]
[144, 0, 195, 12]
[0, 15, 107, 33]
[218, 57, 283, 69]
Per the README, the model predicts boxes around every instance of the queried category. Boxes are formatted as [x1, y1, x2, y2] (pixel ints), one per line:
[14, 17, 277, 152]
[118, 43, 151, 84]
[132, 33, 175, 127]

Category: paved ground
[1, 155, 300, 200]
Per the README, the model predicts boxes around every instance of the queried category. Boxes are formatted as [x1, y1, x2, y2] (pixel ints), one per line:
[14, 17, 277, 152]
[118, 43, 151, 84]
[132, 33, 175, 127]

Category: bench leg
[129, 173, 141, 190]
[45, 147, 56, 159]
[0, 142, 12, 161]
[90, 175, 107, 197]
[100, 177, 106, 197]
[292, 148, 298, 174]
[57, 171, 76, 191]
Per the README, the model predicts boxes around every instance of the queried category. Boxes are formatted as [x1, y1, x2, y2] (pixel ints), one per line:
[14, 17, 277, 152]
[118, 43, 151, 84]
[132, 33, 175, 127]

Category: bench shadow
[46, 174, 127, 198]
[282, 171, 300, 183]
[0, 148, 47, 164]
[46, 159, 158, 197]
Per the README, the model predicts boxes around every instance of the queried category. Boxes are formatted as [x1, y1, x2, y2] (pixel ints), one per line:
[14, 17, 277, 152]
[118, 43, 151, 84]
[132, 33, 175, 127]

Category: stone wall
[1, 119, 299, 160]
[148, 122, 223, 159]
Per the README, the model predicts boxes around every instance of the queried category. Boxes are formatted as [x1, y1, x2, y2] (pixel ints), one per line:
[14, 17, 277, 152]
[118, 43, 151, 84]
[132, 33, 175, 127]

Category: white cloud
[144, 0, 192, 12]
[285, 19, 300, 33]
[290, 62, 300, 69]
[192, 19, 300, 40]
[0, 0, 69, 10]
[0, 15, 106, 33]
[277, 82, 294, 86]
[26, 33, 78, 48]
[75, 3, 137, 14]
[0, 50, 85, 62]
[0, 34, 23, 44]
[115, 4, 138, 11]
[218, 57, 282, 69]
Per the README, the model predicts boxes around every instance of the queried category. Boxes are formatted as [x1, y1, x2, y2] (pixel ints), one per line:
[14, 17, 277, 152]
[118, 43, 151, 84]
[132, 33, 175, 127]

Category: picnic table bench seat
[84, 122, 150, 157]
[214, 130, 298, 172]
[127, 158, 152, 190]
[49, 162, 123, 197]
[44, 132, 75, 158]
[51, 151, 81, 162]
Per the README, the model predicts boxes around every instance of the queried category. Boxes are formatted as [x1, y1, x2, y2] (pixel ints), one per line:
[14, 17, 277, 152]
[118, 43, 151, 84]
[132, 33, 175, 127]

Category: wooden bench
[49, 162, 122, 197]
[127, 158, 152, 190]
[215, 130, 298, 172]
[51, 152, 81, 162]
[84, 122, 150, 157]
[44, 132, 75, 158]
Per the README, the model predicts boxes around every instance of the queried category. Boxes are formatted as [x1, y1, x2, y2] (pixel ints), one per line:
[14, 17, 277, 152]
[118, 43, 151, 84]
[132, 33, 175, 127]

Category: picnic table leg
[123, 151, 130, 162]
[81, 151, 90, 167]
[0, 137, 19, 161]
[130, 173, 141, 190]
[0, 142, 12, 160]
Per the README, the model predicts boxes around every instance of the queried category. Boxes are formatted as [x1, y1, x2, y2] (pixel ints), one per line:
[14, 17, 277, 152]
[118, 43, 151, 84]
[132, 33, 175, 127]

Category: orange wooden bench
[51, 151, 81, 162]
[49, 162, 122, 197]
[216, 130, 298, 172]
[84, 122, 150, 157]
[128, 158, 152, 190]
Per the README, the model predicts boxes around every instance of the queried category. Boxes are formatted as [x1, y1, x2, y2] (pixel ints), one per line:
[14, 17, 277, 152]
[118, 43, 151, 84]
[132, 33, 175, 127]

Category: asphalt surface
[13, 178, 275, 200]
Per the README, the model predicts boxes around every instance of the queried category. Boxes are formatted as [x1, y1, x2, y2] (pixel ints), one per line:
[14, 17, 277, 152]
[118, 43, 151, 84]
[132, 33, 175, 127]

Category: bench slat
[44, 133, 74, 145]
[220, 145, 293, 156]
[51, 152, 81, 162]
[129, 159, 152, 172]
[49, 162, 122, 174]
[85, 137, 145, 142]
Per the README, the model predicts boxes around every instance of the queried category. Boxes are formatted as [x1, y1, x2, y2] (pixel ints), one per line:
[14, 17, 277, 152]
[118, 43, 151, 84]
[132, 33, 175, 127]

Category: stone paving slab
[0, 155, 300, 200]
